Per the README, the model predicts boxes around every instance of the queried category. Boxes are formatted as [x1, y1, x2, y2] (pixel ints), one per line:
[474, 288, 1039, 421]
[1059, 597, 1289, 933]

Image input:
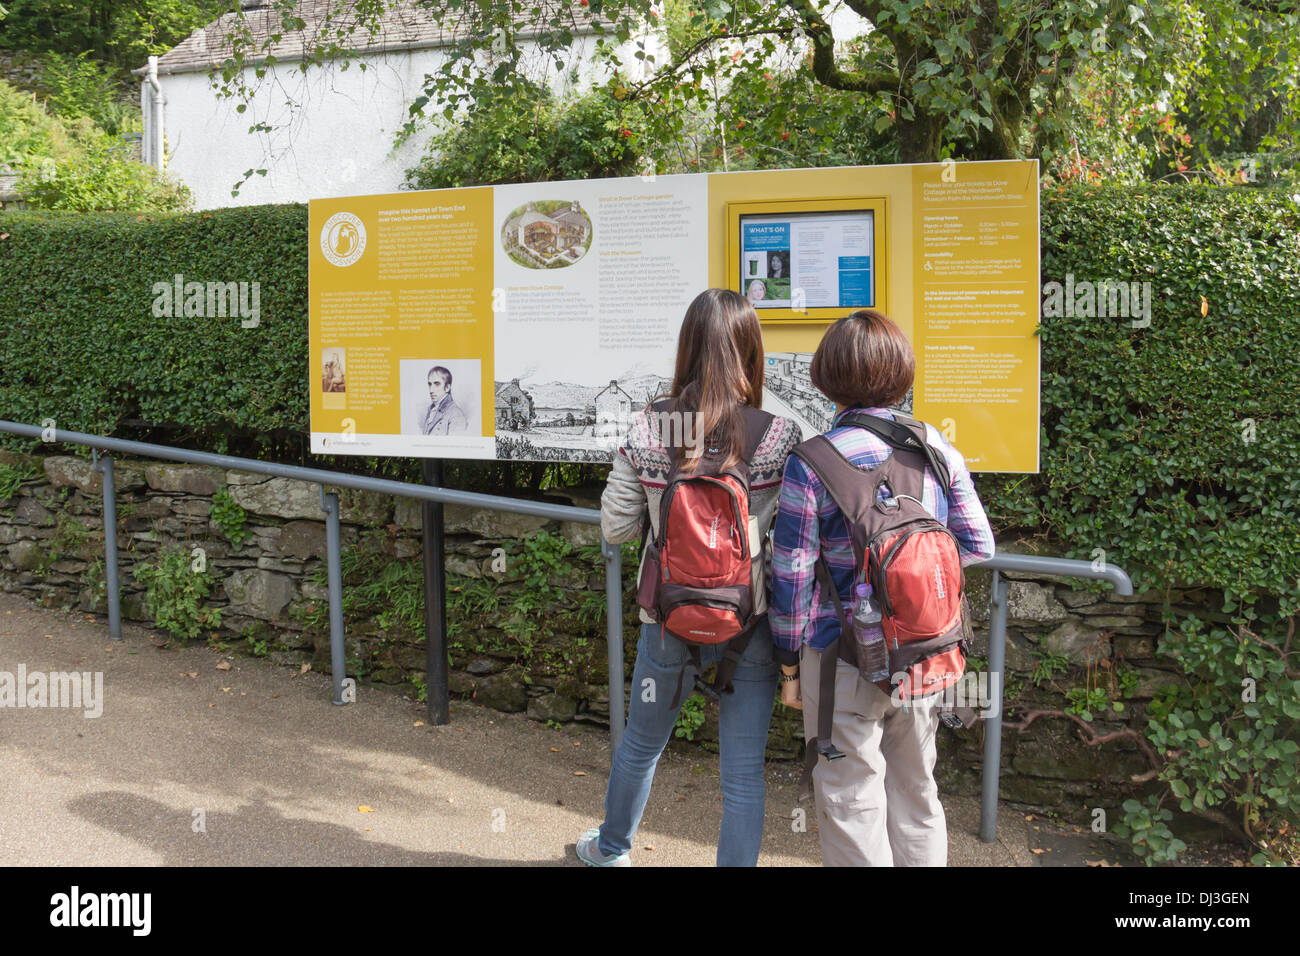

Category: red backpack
[791, 411, 974, 779]
[636, 400, 775, 705]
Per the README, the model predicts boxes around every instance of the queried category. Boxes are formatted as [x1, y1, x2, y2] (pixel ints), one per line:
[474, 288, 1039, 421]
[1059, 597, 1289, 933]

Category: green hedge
[0, 204, 307, 448]
[978, 184, 1300, 601]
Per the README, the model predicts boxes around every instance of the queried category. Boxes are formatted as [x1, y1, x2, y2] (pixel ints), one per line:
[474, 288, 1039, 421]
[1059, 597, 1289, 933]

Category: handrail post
[602, 535, 625, 754]
[321, 487, 347, 706]
[980, 569, 1009, 844]
[420, 459, 450, 725]
[92, 451, 122, 641]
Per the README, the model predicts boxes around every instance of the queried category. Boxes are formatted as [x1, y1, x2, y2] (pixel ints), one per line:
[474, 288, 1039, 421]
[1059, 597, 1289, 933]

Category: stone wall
[0, 447, 1216, 819]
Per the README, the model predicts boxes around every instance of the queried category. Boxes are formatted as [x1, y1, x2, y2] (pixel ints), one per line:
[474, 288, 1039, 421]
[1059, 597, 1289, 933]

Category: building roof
[135, 0, 602, 77]
[594, 380, 632, 401]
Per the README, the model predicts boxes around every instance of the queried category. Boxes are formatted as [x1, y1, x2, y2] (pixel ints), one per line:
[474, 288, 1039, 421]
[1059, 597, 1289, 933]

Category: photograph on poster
[493, 367, 673, 462]
[739, 209, 874, 310]
[400, 359, 482, 437]
[499, 199, 594, 269]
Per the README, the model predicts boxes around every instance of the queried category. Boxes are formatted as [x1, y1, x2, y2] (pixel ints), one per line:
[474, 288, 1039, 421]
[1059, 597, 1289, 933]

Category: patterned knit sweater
[600, 405, 804, 624]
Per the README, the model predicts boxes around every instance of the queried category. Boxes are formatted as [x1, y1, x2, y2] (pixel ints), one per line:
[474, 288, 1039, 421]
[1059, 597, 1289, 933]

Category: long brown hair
[660, 288, 765, 471]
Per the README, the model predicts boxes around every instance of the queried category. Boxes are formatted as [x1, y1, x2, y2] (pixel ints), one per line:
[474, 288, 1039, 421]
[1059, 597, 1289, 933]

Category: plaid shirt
[769, 406, 995, 657]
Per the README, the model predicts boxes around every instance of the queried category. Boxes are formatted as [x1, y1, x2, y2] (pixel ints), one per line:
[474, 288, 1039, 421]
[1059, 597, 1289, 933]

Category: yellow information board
[308, 160, 1039, 472]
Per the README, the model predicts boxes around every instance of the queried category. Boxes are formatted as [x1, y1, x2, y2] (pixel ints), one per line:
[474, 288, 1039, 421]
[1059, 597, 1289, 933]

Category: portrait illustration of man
[421, 366, 469, 435]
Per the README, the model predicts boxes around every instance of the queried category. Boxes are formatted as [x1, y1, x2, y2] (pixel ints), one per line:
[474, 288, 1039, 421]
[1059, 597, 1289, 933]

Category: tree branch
[783, 0, 899, 95]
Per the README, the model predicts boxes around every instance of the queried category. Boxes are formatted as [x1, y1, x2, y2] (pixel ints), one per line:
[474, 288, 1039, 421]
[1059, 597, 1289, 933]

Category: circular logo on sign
[321, 212, 366, 267]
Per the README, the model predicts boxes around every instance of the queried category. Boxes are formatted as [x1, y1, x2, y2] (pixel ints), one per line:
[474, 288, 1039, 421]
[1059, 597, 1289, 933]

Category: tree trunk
[897, 111, 945, 163]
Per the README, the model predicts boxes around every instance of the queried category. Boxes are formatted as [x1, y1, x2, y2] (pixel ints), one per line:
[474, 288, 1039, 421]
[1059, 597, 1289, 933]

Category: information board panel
[309, 160, 1039, 472]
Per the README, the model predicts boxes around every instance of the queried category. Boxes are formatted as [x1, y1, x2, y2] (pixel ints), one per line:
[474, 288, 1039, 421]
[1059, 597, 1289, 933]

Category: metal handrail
[968, 554, 1132, 843]
[0, 420, 626, 751]
[0, 419, 1133, 847]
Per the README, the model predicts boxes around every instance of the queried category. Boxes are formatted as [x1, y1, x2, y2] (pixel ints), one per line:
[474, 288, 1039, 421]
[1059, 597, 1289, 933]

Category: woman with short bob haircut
[575, 288, 803, 867]
[769, 308, 995, 867]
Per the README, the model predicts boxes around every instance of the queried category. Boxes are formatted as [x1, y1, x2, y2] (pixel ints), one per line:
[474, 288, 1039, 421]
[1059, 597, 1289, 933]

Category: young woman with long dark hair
[575, 288, 802, 867]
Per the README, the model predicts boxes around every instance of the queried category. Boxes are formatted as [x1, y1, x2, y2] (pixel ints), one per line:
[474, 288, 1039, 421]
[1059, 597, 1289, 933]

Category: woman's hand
[779, 665, 802, 710]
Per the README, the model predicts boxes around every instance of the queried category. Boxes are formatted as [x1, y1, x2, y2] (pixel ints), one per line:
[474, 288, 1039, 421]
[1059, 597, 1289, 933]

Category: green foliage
[31, 509, 89, 576]
[1064, 685, 1113, 722]
[0, 460, 37, 501]
[976, 184, 1300, 602]
[410, 674, 428, 702]
[132, 545, 221, 642]
[37, 51, 135, 136]
[405, 81, 648, 189]
[298, 539, 426, 635]
[1031, 650, 1070, 686]
[1112, 795, 1188, 864]
[0, 75, 72, 169]
[501, 531, 583, 651]
[0, 0, 227, 75]
[16, 130, 191, 212]
[674, 692, 707, 741]
[0, 203, 308, 453]
[0, 78, 190, 212]
[82, 555, 107, 608]
[209, 487, 251, 548]
[1141, 612, 1300, 864]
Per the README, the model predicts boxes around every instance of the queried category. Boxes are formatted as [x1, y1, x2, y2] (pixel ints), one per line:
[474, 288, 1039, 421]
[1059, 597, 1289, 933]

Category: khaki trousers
[800, 644, 947, 866]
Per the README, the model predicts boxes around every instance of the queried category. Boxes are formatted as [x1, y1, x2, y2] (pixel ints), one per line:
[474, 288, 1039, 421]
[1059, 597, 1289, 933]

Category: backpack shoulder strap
[838, 410, 952, 494]
[790, 435, 883, 558]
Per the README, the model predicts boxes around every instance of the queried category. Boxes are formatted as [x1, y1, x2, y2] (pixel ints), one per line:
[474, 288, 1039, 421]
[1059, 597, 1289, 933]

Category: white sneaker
[575, 827, 631, 867]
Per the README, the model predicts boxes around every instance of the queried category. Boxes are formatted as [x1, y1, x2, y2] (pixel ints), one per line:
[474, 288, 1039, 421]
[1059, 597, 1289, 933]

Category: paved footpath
[0, 589, 1086, 867]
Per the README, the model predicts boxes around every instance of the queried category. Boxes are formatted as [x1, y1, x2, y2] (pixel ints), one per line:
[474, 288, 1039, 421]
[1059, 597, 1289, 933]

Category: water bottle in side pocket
[852, 583, 890, 683]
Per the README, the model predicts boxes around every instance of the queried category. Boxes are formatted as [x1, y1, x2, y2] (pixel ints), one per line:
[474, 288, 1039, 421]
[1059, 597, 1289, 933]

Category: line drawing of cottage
[495, 378, 536, 430]
[501, 199, 593, 268]
[590, 379, 634, 443]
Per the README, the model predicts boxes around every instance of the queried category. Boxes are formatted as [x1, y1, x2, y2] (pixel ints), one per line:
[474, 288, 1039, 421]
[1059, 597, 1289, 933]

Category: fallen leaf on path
[358, 805, 375, 813]
[413, 720, 424, 727]
[573, 771, 587, 776]
[220, 687, 232, 693]
[1031, 848, 1045, 855]
[216, 660, 231, 671]
[300, 663, 311, 675]
[182, 672, 197, 679]
[644, 845, 654, 851]
[550, 747, 560, 753]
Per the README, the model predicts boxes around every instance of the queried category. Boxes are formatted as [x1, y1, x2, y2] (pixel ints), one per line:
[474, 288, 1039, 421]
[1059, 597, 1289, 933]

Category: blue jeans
[598, 619, 778, 866]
